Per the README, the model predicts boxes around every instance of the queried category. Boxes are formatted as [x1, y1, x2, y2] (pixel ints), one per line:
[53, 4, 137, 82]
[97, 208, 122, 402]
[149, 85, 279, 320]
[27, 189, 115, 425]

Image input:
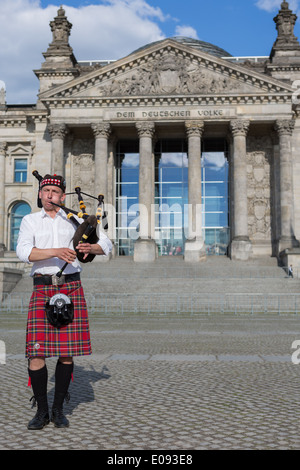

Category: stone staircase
[4, 256, 299, 314]
[10, 255, 300, 295]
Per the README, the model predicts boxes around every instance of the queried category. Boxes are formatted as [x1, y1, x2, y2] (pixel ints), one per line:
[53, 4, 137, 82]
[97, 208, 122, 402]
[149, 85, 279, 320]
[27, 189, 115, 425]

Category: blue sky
[38, 0, 300, 56]
[1, 0, 300, 103]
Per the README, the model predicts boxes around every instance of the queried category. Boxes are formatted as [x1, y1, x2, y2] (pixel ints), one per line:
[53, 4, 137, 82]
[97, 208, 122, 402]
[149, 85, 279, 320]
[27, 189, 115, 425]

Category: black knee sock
[52, 360, 73, 410]
[28, 365, 48, 413]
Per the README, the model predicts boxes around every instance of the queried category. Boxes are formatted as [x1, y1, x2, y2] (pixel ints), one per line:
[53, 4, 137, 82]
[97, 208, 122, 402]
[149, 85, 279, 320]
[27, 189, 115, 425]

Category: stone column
[134, 122, 156, 262]
[48, 123, 68, 176]
[275, 119, 299, 253]
[230, 120, 252, 260]
[184, 121, 206, 262]
[0, 142, 6, 256]
[91, 123, 111, 201]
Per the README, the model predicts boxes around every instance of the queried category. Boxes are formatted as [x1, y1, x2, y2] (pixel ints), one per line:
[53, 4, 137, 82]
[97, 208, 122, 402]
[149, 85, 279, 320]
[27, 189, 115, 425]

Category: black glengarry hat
[40, 174, 66, 192]
[32, 170, 66, 208]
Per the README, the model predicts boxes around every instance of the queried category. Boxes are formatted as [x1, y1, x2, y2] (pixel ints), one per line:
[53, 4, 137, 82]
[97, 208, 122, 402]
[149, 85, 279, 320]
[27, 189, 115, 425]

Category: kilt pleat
[26, 281, 92, 358]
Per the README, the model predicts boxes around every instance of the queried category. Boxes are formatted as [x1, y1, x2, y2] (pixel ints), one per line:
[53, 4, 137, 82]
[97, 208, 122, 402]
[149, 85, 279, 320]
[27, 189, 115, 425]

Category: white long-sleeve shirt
[16, 208, 112, 276]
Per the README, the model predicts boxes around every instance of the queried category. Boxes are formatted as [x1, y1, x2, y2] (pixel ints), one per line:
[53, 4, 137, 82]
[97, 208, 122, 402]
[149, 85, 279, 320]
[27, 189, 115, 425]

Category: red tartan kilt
[26, 281, 92, 358]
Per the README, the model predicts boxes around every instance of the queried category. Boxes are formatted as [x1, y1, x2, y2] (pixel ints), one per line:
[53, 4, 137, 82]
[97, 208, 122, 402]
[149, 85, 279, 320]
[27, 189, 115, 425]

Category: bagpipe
[32, 170, 108, 275]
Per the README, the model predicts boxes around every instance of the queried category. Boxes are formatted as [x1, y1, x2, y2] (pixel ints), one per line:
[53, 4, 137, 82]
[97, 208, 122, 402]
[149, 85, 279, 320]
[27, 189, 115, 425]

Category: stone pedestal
[184, 238, 206, 263]
[277, 236, 300, 254]
[133, 238, 157, 262]
[230, 237, 253, 261]
[0, 267, 24, 299]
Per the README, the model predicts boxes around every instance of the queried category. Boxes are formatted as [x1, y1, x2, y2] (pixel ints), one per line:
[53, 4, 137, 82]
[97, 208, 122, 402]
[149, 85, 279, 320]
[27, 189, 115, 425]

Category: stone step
[8, 256, 299, 295]
[81, 278, 300, 294]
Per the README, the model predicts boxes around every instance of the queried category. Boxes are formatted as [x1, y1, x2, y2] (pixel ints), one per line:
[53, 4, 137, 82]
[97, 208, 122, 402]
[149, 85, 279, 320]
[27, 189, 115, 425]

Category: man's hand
[56, 247, 77, 264]
[76, 243, 92, 260]
[76, 243, 104, 260]
[29, 247, 77, 263]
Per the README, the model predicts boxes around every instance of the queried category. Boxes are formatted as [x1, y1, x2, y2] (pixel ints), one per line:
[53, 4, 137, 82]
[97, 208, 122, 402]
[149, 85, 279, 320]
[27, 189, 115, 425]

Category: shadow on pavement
[48, 364, 111, 415]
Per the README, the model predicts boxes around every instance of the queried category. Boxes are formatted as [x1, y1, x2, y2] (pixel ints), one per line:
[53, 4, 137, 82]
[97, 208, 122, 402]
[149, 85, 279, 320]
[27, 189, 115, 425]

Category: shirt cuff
[97, 238, 112, 256]
[16, 244, 34, 264]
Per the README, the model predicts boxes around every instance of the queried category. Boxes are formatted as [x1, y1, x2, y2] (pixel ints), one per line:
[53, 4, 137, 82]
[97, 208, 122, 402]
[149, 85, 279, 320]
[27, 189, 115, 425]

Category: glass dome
[132, 36, 232, 59]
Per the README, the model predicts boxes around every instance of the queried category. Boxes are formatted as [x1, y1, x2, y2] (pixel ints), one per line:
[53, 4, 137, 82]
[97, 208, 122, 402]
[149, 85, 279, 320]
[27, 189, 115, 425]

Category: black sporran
[45, 293, 74, 329]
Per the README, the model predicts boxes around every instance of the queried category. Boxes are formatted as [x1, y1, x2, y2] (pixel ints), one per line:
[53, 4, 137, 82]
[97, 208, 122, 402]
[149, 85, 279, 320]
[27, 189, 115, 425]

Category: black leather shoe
[51, 408, 69, 428]
[28, 411, 50, 430]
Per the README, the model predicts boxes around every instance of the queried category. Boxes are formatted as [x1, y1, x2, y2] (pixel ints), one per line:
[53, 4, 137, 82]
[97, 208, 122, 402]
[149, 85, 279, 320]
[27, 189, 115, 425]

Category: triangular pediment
[39, 38, 293, 103]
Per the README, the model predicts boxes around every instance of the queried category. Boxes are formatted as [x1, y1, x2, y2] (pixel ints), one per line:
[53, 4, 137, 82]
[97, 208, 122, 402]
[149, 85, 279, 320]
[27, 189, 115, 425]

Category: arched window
[10, 202, 31, 251]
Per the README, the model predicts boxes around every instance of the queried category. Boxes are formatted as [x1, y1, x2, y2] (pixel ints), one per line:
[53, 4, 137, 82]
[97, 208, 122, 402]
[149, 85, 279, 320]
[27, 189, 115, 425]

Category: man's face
[39, 185, 65, 212]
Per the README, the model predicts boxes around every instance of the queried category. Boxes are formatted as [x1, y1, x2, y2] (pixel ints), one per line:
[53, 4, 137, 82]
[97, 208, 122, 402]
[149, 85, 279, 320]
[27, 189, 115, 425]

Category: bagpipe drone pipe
[32, 170, 108, 277]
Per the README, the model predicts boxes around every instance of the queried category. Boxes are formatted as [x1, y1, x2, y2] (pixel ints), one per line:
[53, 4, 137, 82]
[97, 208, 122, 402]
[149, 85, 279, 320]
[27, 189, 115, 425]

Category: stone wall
[0, 266, 24, 299]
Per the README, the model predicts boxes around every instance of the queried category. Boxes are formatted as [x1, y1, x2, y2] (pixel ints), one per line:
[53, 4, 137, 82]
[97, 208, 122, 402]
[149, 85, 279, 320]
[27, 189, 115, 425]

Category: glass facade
[154, 140, 188, 256]
[115, 138, 230, 256]
[116, 141, 140, 256]
[202, 139, 230, 255]
[10, 202, 31, 251]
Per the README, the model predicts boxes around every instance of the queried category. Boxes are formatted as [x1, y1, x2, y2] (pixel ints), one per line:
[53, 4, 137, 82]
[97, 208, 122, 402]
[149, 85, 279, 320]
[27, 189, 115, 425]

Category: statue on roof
[49, 6, 73, 48]
[269, 1, 300, 65]
[273, 1, 300, 48]
[40, 6, 77, 69]
[0, 81, 6, 106]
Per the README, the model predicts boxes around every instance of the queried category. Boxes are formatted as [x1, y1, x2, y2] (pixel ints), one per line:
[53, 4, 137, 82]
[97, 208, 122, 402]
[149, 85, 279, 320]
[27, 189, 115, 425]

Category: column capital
[48, 123, 68, 139]
[185, 120, 204, 137]
[136, 121, 155, 138]
[91, 122, 111, 139]
[0, 141, 7, 155]
[230, 120, 250, 137]
[274, 119, 295, 136]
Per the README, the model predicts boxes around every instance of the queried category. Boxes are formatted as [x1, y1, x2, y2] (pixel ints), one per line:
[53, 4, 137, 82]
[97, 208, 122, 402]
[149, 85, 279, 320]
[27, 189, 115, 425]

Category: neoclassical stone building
[1, 1, 300, 267]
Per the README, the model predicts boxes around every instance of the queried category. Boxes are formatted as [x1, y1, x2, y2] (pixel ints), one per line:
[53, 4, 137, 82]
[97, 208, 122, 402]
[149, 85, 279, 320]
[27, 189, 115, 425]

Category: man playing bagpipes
[16, 172, 112, 430]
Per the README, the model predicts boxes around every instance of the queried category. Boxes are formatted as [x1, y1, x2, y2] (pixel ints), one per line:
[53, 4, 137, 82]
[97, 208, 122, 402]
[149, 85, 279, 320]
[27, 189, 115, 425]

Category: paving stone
[1, 313, 300, 450]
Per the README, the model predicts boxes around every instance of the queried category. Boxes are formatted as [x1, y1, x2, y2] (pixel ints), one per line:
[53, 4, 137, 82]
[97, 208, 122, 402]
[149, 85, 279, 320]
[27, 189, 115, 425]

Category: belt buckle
[51, 274, 65, 286]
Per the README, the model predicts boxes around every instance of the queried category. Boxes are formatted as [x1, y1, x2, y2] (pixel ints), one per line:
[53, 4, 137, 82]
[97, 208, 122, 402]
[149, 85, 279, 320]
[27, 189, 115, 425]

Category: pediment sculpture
[97, 53, 257, 97]
[39, 40, 293, 102]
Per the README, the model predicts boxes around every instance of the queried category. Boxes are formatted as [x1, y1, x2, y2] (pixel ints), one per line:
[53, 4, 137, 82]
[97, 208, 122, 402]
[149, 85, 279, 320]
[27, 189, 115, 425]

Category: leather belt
[33, 272, 80, 286]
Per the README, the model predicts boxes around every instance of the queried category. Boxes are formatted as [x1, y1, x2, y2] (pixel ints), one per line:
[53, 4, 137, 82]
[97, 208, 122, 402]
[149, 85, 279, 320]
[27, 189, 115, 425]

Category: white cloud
[67, 2, 166, 60]
[161, 153, 188, 167]
[0, 0, 168, 103]
[255, 0, 299, 12]
[174, 25, 199, 40]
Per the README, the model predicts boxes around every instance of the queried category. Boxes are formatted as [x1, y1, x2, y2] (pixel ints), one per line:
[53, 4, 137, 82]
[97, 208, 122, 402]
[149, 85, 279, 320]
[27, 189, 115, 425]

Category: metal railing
[222, 56, 269, 63]
[1, 292, 300, 316]
[77, 57, 269, 67]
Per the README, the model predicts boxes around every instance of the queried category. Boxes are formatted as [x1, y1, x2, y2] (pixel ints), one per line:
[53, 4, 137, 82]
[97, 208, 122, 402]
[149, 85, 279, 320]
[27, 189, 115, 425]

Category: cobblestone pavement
[1, 312, 300, 450]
